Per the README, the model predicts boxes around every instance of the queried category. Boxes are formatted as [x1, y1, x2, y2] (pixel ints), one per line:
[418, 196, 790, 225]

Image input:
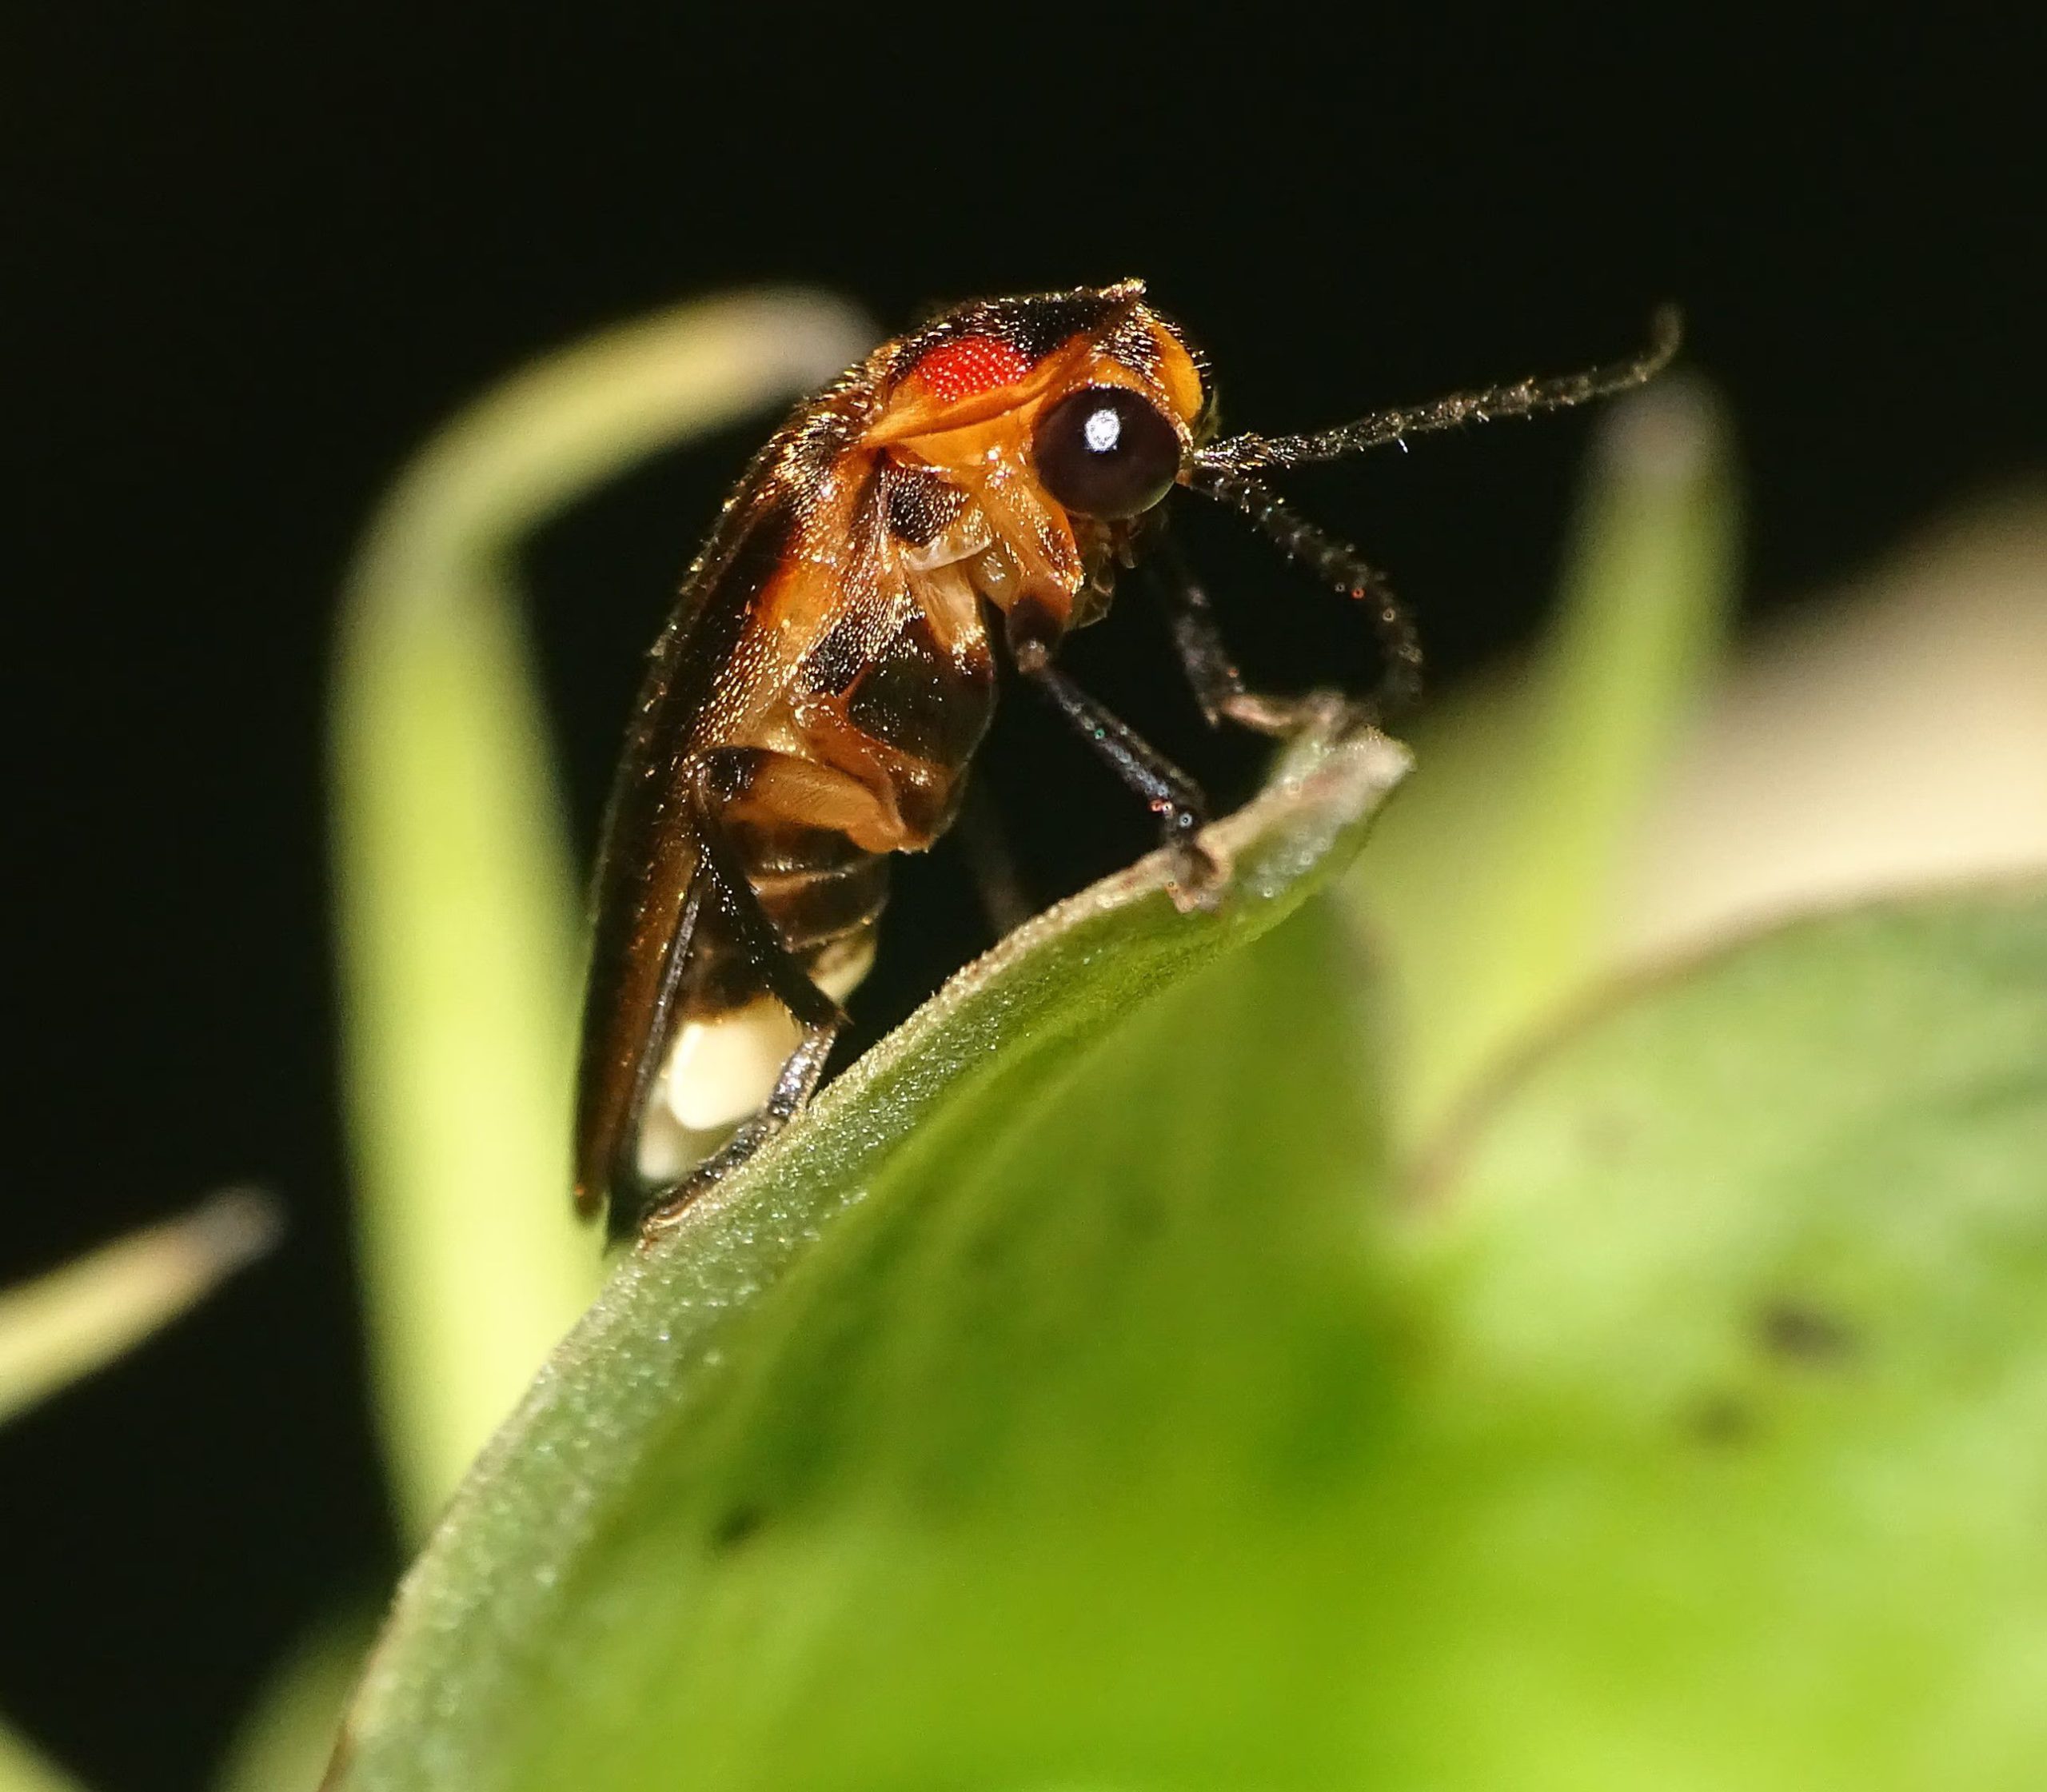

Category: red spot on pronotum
[912, 335, 1033, 404]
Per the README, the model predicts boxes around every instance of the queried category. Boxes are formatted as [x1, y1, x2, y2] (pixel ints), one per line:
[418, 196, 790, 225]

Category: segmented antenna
[1186, 465, 1426, 718]
[1194, 305, 1682, 475]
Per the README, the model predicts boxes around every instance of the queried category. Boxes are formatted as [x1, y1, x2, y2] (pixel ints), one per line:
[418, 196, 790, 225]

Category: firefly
[575, 281, 1678, 1238]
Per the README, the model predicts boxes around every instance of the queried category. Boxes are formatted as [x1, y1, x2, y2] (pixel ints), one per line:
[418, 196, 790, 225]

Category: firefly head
[866, 280, 1209, 628]
[868, 284, 1678, 711]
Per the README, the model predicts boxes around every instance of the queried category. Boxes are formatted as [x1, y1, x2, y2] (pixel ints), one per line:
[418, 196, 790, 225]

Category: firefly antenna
[1193, 305, 1682, 475]
[1183, 466, 1424, 719]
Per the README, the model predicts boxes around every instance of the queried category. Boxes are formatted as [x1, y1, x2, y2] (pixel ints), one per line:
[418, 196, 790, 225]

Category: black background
[7, 11, 2037, 1789]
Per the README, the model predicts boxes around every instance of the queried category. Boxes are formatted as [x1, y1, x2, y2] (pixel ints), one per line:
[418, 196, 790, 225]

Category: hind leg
[635, 1017, 840, 1239]
[624, 752, 882, 1240]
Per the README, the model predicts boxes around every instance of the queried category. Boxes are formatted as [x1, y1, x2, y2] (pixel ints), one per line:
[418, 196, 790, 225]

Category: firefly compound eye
[1031, 385, 1182, 520]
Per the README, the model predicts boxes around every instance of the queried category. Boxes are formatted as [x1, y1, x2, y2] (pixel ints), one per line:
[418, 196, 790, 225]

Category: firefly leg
[636, 1022, 840, 1240]
[689, 757, 851, 1032]
[1148, 537, 1350, 737]
[1008, 620, 1222, 896]
[630, 757, 848, 1239]
[953, 778, 1034, 940]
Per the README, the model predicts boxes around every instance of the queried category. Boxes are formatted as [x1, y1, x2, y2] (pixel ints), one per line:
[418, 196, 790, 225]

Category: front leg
[1149, 535, 1352, 738]
[1005, 604, 1224, 904]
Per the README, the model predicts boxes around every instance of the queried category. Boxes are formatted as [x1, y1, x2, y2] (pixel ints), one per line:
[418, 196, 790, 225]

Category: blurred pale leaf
[213, 1608, 374, 1792]
[0, 1190, 277, 1430]
[0, 1722, 83, 1792]
[331, 289, 876, 1534]
[1350, 373, 1740, 1145]
[1618, 488, 2047, 955]
[1, 1194, 273, 1792]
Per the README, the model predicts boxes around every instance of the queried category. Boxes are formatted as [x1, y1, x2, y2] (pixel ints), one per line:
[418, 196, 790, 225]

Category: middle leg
[1005, 609, 1223, 899]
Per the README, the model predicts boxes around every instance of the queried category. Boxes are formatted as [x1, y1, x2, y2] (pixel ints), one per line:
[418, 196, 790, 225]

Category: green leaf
[334, 869, 2047, 1790]
[0, 1722, 85, 1792]
[329, 725, 1411, 1792]
[1390, 883, 2047, 1790]
[1351, 374, 1741, 1145]
[330, 290, 876, 1535]
[0, 1190, 277, 1429]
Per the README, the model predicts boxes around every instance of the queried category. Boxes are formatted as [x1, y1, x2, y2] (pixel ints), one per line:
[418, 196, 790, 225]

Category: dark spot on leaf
[708, 1503, 768, 1550]
[1756, 1299, 1859, 1366]
[1689, 1393, 1758, 1447]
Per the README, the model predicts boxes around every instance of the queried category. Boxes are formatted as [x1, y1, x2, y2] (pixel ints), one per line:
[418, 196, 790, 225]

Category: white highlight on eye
[1082, 405, 1122, 453]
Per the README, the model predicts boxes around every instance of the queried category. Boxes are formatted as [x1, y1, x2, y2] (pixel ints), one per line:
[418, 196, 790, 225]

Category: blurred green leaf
[1351, 373, 1741, 1144]
[333, 863, 2045, 1790]
[2, 1195, 273, 1792]
[328, 727, 1411, 1792]
[213, 1607, 374, 1792]
[0, 1722, 84, 1792]
[0, 1190, 277, 1430]
[1391, 882, 2047, 1789]
[331, 289, 876, 1535]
